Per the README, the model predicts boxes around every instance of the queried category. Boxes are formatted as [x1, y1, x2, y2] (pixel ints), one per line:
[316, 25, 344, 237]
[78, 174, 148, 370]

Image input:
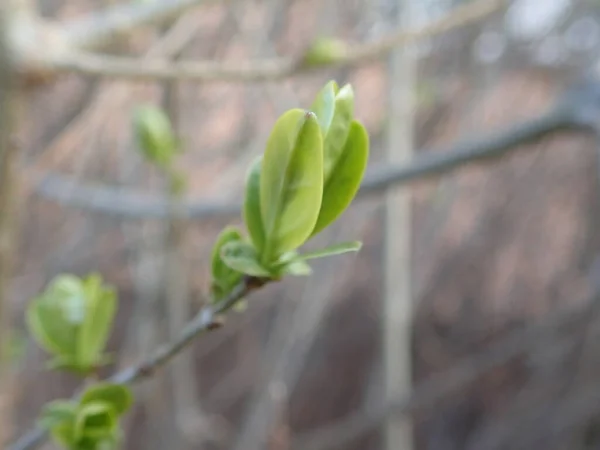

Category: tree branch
[62, 0, 216, 50]
[8, 275, 268, 450]
[46, 0, 506, 82]
[32, 102, 589, 220]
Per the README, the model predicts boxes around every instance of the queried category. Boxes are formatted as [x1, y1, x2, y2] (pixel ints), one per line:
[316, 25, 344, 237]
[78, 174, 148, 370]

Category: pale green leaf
[77, 276, 116, 369]
[311, 120, 369, 236]
[80, 383, 133, 416]
[260, 109, 324, 262]
[323, 84, 355, 182]
[39, 400, 77, 430]
[299, 241, 362, 261]
[243, 156, 266, 253]
[220, 241, 272, 277]
[132, 104, 177, 168]
[310, 81, 338, 136]
[74, 401, 116, 442]
[26, 296, 78, 359]
[50, 421, 77, 449]
[277, 259, 312, 276]
[211, 226, 244, 287]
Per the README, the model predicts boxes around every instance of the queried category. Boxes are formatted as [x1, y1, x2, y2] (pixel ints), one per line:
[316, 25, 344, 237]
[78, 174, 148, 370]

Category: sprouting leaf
[311, 120, 369, 236]
[39, 400, 77, 430]
[26, 293, 78, 360]
[132, 104, 178, 168]
[220, 241, 272, 277]
[299, 241, 362, 261]
[310, 81, 338, 136]
[211, 227, 244, 287]
[50, 420, 77, 449]
[80, 383, 133, 416]
[322, 84, 354, 182]
[74, 401, 117, 442]
[277, 259, 313, 276]
[77, 276, 116, 370]
[243, 156, 266, 253]
[260, 109, 324, 262]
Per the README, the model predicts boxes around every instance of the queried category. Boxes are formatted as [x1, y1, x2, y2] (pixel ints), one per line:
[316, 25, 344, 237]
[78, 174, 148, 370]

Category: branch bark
[33, 104, 587, 219]
[44, 0, 507, 82]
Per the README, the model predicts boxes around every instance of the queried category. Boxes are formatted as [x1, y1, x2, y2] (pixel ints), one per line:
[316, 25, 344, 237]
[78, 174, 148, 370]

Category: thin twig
[62, 0, 217, 50]
[33, 105, 586, 219]
[8, 276, 266, 450]
[46, 0, 506, 82]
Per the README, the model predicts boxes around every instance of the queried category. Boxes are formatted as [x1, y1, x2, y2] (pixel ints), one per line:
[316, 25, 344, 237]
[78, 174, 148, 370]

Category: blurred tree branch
[42, 0, 506, 82]
[9, 0, 505, 83]
[34, 102, 590, 219]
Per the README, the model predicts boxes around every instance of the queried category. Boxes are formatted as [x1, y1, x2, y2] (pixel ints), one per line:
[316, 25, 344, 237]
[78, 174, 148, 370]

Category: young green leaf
[132, 104, 177, 168]
[49, 421, 77, 449]
[311, 120, 369, 236]
[77, 276, 117, 370]
[323, 84, 355, 182]
[220, 241, 272, 277]
[74, 401, 117, 441]
[39, 400, 77, 430]
[243, 156, 266, 253]
[80, 383, 133, 416]
[276, 259, 313, 276]
[310, 81, 338, 136]
[302, 37, 347, 67]
[260, 109, 324, 262]
[299, 241, 362, 261]
[211, 227, 244, 284]
[26, 295, 78, 360]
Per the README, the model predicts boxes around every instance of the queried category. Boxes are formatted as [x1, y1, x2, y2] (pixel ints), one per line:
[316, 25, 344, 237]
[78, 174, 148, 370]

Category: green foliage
[132, 104, 179, 169]
[213, 79, 369, 293]
[26, 274, 116, 375]
[210, 226, 245, 302]
[25, 80, 369, 450]
[243, 156, 266, 253]
[40, 383, 132, 450]
[302, 38, 347, 67]
[311, 120, 369, 236]
[260, 109, 324, 262]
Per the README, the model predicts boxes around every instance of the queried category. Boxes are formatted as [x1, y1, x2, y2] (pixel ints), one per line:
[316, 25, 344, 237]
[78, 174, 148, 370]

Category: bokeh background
[8, 0, 600, 449]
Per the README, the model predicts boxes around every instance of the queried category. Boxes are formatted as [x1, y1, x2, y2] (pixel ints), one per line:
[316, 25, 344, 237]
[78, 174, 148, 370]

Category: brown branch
[62, 0, 215, 50]
[8, 276, 267, 450]
[45, 0, 506, 82]
[33, 104, 587, 220]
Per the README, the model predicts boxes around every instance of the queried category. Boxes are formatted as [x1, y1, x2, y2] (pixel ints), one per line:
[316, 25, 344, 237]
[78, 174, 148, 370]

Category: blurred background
[6, 0, 600, 449]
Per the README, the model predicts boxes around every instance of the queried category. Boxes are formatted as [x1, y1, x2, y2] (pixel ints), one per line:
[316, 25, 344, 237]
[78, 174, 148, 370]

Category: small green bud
[132, 105, 178, 168]
[301, 38, 347, 67]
